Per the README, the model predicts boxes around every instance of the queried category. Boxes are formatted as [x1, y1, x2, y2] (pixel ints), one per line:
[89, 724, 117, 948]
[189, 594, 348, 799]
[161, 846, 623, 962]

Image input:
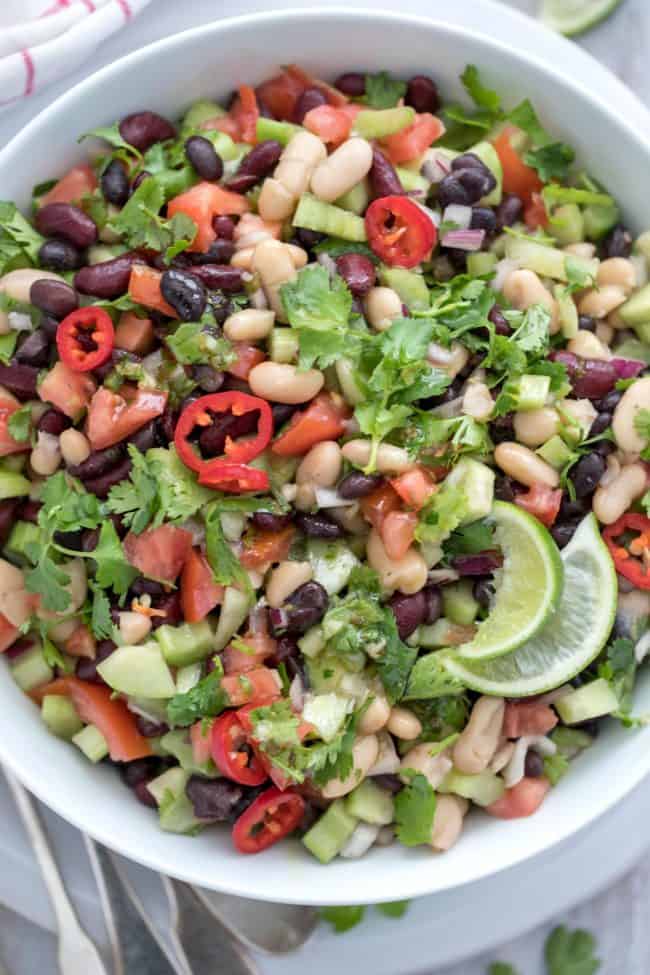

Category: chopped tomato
[223, 632, 277, 674]
[524, 192, 548, 230]
[124, 524, 193, 583]
[114, 312, 155, 356]
[0, 614, 19, 653]
[64, 624, 96, 660]
[365, 195, 436, 268]
[221, 666, 282, 707]
[492, 127, 543, 204]
[381, 113, 445, 165]
[180, 549, 224, 623]
[515, 483, 562, 528]
[167, 181, 250, 252]
[360, 482, 401, 530]
[272, 393, 349, 456]
[503, 700, 559, 738]
[240, 525, 295, 570]
[226, 343, 266, 380]
[86, 385, 167, 451]
[127, 265, 178, 317]
[256, 64, 347, 121]
[191, 719, 214, 766]
[36, 677, 152, 761]
[38, 362, 96, 422]
[380, 509, 418, 561]
[40, 164, 97, 207]
[232, 786, 305, 853]
[486, 777, 551, 819]
[303, 105, 353, 145]
[285, 65, 349, 108]
[390, 467, 438, 510]
[0, 393, 31, 457]
[229, 85, 259, 144]
[211, 711, 268, 786]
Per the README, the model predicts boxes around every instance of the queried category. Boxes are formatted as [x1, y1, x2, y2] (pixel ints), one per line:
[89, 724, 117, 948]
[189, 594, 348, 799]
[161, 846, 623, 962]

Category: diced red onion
[492, 258, 520, 292]
[443, 204, 472, 230]
[440, 228, 485, 251]
[268, 606, 289, 634]
[451, 551, 503, 575]
[611, 357, 645, 379]
[421, 150, 452, 183]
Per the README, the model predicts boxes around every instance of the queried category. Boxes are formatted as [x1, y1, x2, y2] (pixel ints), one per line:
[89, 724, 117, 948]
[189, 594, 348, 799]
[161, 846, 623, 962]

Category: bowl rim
[2, 4, 650, 904]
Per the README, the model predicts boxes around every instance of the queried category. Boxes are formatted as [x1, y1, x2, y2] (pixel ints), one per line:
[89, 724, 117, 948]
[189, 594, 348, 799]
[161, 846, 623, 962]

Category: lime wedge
[540, 0, 625, 37]
[443, 513, 617, 696]
[454, 501, 563, 662]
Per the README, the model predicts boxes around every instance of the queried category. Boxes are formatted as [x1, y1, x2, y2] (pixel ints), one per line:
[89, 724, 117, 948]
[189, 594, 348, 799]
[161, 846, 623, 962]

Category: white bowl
[1, 6, 649, 907]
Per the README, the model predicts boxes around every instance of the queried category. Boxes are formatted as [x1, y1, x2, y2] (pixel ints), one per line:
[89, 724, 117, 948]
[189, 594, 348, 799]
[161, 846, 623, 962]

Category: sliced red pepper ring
[174, 392, 273, 471]
[56, 307, 115, 373]
[210, 711, 268, 787]
[198, 462, 270, 494]
[231, 786, 305, 854]
[603, 512, 650, 590]
[365, 195, 436, 269]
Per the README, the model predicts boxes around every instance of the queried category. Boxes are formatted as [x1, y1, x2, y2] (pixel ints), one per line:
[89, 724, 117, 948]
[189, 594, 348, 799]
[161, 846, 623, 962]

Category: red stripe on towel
[115, 0, 133, 20]
[21, 50, 35, 97]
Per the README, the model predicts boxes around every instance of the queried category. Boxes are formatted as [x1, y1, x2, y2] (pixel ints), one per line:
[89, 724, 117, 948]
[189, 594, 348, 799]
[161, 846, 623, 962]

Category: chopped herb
[320, 905, 366, 933]
[364, 71, 407, 110]
[544, 925, 601, 975]
[167, 658, 228, 727]
[7, 404, 33, 443]
[394, 771, 437, 847]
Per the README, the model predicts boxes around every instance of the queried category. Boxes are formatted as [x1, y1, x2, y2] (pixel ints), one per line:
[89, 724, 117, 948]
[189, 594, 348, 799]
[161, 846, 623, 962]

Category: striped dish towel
[0, 0, 153, 112]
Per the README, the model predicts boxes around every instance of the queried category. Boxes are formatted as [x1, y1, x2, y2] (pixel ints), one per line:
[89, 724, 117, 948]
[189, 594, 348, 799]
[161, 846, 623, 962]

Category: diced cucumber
[127, 697, 169, 724]
[345, 779, 394, 826]
[0, 471, 30, 500]
[293, 193, 366, 242]
[355, 107, 415, 139]
[439, 769, 504, 807]
[550, 726, 593, 758]
[537, 434, 574, 470]
[147, 767, 188, 807]
[154, 621, 214, 668]
[302, 693, 350, 742]
[554, 284, 579, 338]
[182, 99, 226, 130]
[308, 539, 359, 595]
[160, 729, 217, 777]
[175, 662, 202, 694]
[72, 724, 109, 764]
[256, 117, 301, 146]
[442, 580, 480, 626]
[220, 511, 246, 543]
[269, 327, 299, 364]
[306, 654, 348, 694]
[5, 521, 40, 564]
[297, 625, 326, 659]
[11, 644, 52, 692]
[444, 458, 495, 524]
[467, 251, 498, 277]
[302, 800, 358, 864]
[395, 166, 430, 194]
[614, 339, 650, 364]
[87, 244, 126, 265]
[403, 647, 460, 696]
[468, 141, 503, 205]
[634, 321, 650, 344]
[619, 283, 650, 327]
[159, 792, 204, 835]
[335, 179, 370, 215]
[548, 203, 584, 246]
[378, 266, 429, 311]
[41, 695, 83, 740]
[335, 358, 365, 405]
[583, 202, 620, 241]
[505, 236, 598, 282]
[554, 678, 619, 724]
[97, 642, 176, 698]
[513, 374, 551, 411]
[214, 587, 251, 651]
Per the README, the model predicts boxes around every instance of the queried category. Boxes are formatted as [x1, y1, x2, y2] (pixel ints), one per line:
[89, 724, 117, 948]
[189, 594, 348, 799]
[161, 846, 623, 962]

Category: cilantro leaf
[564, 256, 595, 295]
[25, 556, 72, 614]
[0, 201, 45, 266]
[41, 628, 65, 669]
[376, 900, 410, 919]
[249, 700, 302, 749]
[107, 177, 196, 257]
[204, 502, 253, 596]
[642, 490, 650, 517]
[56, 519, 138, 596]
[88, 581, 114, 641]
[445, 518, 495, 557]
[364, 71, 407, 110]
[147, 446, 215, 525]
[165, 319, 236, 369]
[461, 65, 501, 113]
[525, 142, 575, 182]
[320, 905, 366, 933]
[7, 403, 33, 443]
[415, 486, 468, 547]
[281, 264, 352, 332]
[375, 614, 418, 705]
[166, 658, 228, 727]
[79, 124, 142, 157]
[394, 772, 437, 847]
[544, 925, 601, 975]
[0, 333, 17, 366]
[106, 445, 159, 533]
[597, 637, 636, 715]
[488, 964, 520, 975]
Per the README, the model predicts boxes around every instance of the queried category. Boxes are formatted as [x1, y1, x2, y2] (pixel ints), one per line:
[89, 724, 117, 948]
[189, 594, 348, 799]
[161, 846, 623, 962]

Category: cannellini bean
[118, 611, 152, 644]
[311, 138, 373, 203]
[259, 131, 327, 221]
[321, 735, 379, 799]
[59, 428, 90, 467]
[223, 308, 275, 342]
[366, 529, 428, 595]
[48, 618, 78, 643]
[386, 706, 422, 741]
[296, 441, 342, 487]
[489, 740, 515, 774]
[595, 322, 614, 346]
[453, 696, 505, 774]
[564, 242, 596, 259]
[330, 503, 369, 536]
[266, 561, 313, 609]
[596, 257, 636, 295]
[612, 376, 650, 452]
[30, 431, 61, 476]
[368, 730, 401, 775]
[494, 442, 560, 488]
[592, 462, 647, 524]
[502, 269, 559, 334]
[342, 439, 412, 474]
[252, 239, 297, 320]
[358, 694, 391, 735]
[430, 795, 467, 852]
[567, 329, 611, 360]
[364, 286, 402, 332]
[399, 743, 453, 789]
[561, 399, 598, 441]
[578, 285, 626, 320]
[0, 268, 63, 304]
[0, 558, 30, 627]
[462, 381, 493, 421]
[513, 407, 559, 448]
[248, 361, 324, 404]
[607, 308, 628, 331]
[293, 483, 316, 511]
[427, 341, 470, 378]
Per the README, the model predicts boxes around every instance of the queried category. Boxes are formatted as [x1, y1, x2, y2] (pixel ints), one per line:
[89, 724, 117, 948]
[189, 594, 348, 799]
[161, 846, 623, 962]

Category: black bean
[226, 141, 283, 193]
[131, 577, 166, 597]
[455, 166, 496, 203]
[121, 756, 161, 789]
[76, 639, 115, 684]
[119, 111, 176, 152]
[369, 147, 404, 198]
[0, 499, 20, 544]
[337, 471, 383, 499]
[423, 585, 442, 625]
[40, 314, 60, 339]
[595, 439, 615, 457]
[158, 409, 176, 444]
[578, 314, 596, 333]
[473, 578, 495, 610]
[372, 774, 403, 794]
[83, 455, 133, 498]
[589, 412, 612, 438]
[160, 269, 206, 321]
[191, 364, 224, 393]
[405, 75, 440, 114]
[267, 635, 306, 683]
[437, 175, 471, 208]
[135, 716, 169, 738]
[295, 228, 325, 249]
[488, 304, 511, 335]
[187, 264, 244, 293]
[451, 153, 488, 172]
[252, 511, 293, 532]
[293, 87, 327, 123]
[54, 528, 85, 550]
[271, 402, 298, 430]
[68, 444, 124, 480]
[603, 224, 632, 259]
[389, 590, 428, 639]
[38, 238, 82, 272]
[75, 253, 146, 299]
[295, 512, 343, 539]
[571, 452, 606, 498]
[101, 160, 130, 206]
[212, 215, 235, 240]
[334, 72, 366, 96]
[524, 750, 545, 778]
[494, 193, 523, 230]
[131, 171, 151, 192]
[128, 419, 158, 452]
[189, 239, 235, 265]
[16, 329, 51, 368]
[93, 348, 139, 383]
[185, 135, 224, 181]
[186, 776, 245, 821]
[560, 497, 588, 520]
[0, 363, 38, 400]
[470, 206, 497, 234]
[272, 581, 329, 636]
[551, 520, 580, 549]
[494, 474, 518, 502]
[29, 278, 78, 319]
[150, 591, 182, 629]
[596, 390, 622, 413]
[35, 203, 97, 249]
[335, 253, 376, 296]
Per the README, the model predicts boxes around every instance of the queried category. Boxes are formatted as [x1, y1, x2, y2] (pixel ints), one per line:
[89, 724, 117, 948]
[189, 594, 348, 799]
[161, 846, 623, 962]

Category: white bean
[252, 239, 297, 320]
[595, 322, 614, 345]
[259, 131, 327, 221]
[364, 287, 402, 332]
[597, 257, 636, 295]
[430, 795, 467, 852]
[248, 361, 324, 404]
[0, 269, 63, 335]
[567, 329, 611, 360]
[399, 743, 452, 789]
[266, 561, 313, 609]
[564, 242, 596, 259]
[30, 431, 61, 476]
[386, 706, 422, 741]
[59, 428, 90, 467]
[118, 611, 152, 645]
[578, 285, 626, 320]
[427, 341, 470, 378]
[329, 503, 369, 536]
[560, 399, 598, 441]
[366, 529, 428, 595]
[296, 441, 342, 487]
[321, 735, 379, 799]
[513, 407, 559, 448]
[223, 308, 275, 342]
[502, 269, 559, 334]
[592, 462, 647, 524]
[494, 442, 560, 488]
[311, 138, 373, 203]
[612, 376, 650, 452]
[453, 696, 505, 774]
[462, 381, 493, 421]
[342, 439, 412, 474]
[357, 694, 391, 735]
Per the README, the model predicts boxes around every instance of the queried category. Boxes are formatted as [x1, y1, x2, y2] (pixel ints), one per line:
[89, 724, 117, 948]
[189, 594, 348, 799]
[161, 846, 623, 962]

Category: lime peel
[540, 0, 625, 38]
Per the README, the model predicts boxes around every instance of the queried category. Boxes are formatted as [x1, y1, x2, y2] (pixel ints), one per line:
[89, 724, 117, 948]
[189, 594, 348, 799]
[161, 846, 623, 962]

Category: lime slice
[454, 501, 563, 662]
[443, 513, 617, 696]
[540, 0, 625, 37]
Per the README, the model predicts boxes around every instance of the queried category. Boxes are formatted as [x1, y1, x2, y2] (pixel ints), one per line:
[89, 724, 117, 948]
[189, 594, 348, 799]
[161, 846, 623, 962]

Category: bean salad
[1, 61, 649, 860]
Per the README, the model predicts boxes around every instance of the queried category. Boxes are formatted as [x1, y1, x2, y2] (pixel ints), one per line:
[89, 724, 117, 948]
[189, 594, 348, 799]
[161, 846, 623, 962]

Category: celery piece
[256, 117, 301, 146]
[72, 724, 109, 763]
[293, 193, 367, 242]
[154, 621, 215, 668]
[355, 107, 415, 139]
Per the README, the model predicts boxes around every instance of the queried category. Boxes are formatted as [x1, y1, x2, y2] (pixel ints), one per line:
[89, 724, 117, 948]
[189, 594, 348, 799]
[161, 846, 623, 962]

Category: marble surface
[0, 1, 649, 973]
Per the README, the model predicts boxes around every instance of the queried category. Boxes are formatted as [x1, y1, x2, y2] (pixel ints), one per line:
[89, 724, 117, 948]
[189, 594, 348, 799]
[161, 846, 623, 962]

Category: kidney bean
[271, 402, 298, 430]
[488, 305, 511, 336]
[293, 87, 327, 123]
[185, 135, 224, 181]
[0, 363, 38, 400]
[334, 72, 366, 96]
[295, 512, 343, 539]
[84, 455, 133, 498]
[603, 224, 632, 259]
[16, 329, 51, 368]
[267, 635, 307, 683]
[128, 419, 158, 453]
[38, 238, 82, 272]
[35, 203, 97, 249]
[271, 581, 329, 636]
[226, 140, 283, 193]
[295, 228, 325, 249]
[54, 528, 86, 551]
[158, 409, 176, 444]
[406, 75, 440, 113]
[39, 314, 60, 339]
[588, 412, 611, 438]
[473, 577, 495, 610]
[82, 528, 99, 552]
[186, 776, 244, 821]
[369, 147, 403, 198]
[151, 591, 182, 629]
[135, 715, 169, 738]
[212, 215, 235, 239]
[131, 781, 157, 808]
[76, 638, 116, 684]
[187, 264, 244, 294]
[119, 111, 176, 152]
[596, 389, 622, 413]
[524, 750, 544, 777]
[100, 159, 130, 207]
[578, 314, 596, 333]
[189, 239, 236, 265]
[191, 364, 224, 393]
[337, 471, 383, 499]
[18, 500, 41, 523]
[550, 351, 618, 400]
[75, 252, 145, 298]
[29, 278, 78, 319]
[251, 512, 293, 534]
[389, 589, 429, 639]
[423, 585, 442, 625]
[335, 253, 376, 296]
[494, 193, 523, 230]
[160, 269, 206, 321]
[121, 756, 162, 789]
[0, 499, 20, 544]
[571, 452, 606, 498]
[131, 578, 166, 597]
[470, 206, 497, 234]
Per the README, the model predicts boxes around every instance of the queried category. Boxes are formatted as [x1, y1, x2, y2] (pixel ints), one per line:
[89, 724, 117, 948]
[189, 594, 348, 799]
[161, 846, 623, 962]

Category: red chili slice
[365, 195, 436, 268]
[210, 711, 268, 787]
[603, 512, 650, 590]
[198, 462, 270, 494]
[56, 307, 115, 372]
[174, 391, 272, 472]
[231, 786, 305, 854]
